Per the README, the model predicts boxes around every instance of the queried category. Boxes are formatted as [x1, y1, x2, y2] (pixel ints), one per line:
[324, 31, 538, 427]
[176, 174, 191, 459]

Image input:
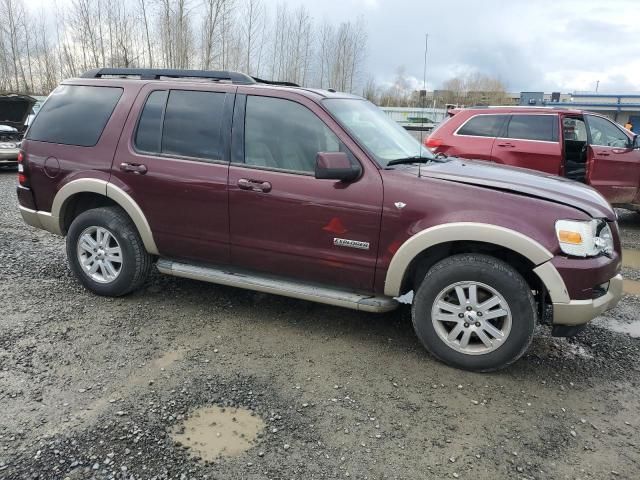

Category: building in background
[516, 92, 640, 133]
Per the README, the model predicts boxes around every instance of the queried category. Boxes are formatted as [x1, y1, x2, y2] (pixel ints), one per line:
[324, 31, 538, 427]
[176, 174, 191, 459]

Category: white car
[0, 94, 36, 167]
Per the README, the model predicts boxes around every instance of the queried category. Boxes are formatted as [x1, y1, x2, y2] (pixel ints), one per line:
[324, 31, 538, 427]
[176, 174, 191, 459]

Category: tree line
[364, 69, 512, 109]
[0, 0, 367, 95]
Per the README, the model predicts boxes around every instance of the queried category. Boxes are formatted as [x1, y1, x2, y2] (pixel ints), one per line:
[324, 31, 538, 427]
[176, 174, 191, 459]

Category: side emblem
[334, 238, 370, 250]
[394, 202, 406, 210]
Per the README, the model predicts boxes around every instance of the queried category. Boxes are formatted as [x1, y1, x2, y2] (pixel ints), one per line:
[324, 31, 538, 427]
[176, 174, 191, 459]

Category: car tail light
[17, 150, 29, 187]
[425, 137, 443, 149]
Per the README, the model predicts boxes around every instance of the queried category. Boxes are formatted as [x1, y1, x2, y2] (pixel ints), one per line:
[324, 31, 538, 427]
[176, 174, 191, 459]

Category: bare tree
[0, 0, 369, 95]
[241, 0, 263, 75]
[440, 72, 509, 107]
[138, 0, 154, 67]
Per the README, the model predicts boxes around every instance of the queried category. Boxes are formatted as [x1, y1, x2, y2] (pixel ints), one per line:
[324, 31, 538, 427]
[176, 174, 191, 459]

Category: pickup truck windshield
[323, 98, 435, 167]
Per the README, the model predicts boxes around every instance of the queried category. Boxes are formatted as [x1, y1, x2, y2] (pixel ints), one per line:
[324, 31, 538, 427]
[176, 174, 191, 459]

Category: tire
[412, 253, 536, 372]
[66, 206, 152, 296]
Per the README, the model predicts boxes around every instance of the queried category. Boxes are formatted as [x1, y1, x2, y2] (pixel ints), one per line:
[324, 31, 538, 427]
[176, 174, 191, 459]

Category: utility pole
[596, 80, 600, 93]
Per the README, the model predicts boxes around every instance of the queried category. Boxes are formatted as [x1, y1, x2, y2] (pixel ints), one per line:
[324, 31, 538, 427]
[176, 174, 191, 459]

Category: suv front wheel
[412, 253, 536, 372]
[66, 206, 152, 296]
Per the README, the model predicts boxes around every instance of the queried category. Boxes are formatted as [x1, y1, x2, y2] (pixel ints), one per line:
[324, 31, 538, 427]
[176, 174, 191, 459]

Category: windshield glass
[323, 98, 434, 167]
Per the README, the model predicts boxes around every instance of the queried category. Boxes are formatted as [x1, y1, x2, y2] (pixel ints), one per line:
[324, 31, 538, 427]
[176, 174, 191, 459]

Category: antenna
[419, 33, 429, 178]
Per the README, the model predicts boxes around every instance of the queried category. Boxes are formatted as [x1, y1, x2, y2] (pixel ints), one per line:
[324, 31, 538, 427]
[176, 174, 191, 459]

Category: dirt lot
[0, 169, 639, 480]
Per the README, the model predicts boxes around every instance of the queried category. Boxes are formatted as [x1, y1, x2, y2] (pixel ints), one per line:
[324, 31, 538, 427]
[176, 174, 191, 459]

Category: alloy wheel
[431, 281, 512, 355]
[76, 226, 123, 284]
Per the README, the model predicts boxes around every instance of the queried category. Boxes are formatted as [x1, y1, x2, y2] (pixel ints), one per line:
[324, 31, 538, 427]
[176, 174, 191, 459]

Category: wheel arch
[384, 223, 557, 298]
[52, 179, 159, 255]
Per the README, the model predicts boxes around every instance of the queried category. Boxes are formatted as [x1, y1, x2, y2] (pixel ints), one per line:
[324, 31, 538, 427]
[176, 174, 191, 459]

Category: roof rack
[251, 76, 300, 87]
[81, 68, 256, 85]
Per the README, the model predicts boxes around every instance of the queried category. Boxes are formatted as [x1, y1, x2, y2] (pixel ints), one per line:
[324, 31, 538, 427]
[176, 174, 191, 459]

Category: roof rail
[251, 76, 300, 87]
[80, 68, 256, 85]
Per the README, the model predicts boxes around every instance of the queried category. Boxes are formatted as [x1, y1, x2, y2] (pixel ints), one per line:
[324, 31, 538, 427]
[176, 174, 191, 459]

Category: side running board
[156, 259, 399, 313]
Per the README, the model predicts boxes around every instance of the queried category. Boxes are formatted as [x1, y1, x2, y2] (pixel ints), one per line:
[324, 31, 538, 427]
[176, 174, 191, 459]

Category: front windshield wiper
[386, 155, 444, 167]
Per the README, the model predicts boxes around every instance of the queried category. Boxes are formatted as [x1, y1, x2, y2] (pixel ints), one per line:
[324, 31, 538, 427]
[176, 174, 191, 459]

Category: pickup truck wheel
[412, 254, 536, 372]
[66, 206, 152, 296]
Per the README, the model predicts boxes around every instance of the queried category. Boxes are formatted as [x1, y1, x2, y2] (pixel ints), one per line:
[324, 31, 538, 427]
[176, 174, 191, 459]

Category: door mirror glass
[315, 152, 361, 182]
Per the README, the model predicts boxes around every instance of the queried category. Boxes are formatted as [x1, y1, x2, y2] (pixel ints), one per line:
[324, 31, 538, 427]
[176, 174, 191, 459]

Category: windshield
[323, 98, 434, 167]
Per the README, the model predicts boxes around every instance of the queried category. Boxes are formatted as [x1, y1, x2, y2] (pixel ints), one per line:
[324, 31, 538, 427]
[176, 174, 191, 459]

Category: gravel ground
[1, 168, 639, 480]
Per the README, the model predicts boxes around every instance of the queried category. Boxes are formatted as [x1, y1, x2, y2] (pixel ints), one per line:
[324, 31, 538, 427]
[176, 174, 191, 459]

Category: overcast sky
[285, 0, 639, 93]
[25, 0, 639, 93]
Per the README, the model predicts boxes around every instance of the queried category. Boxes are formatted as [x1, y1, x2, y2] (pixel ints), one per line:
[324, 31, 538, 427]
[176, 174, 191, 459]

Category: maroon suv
[17, 68, 623, 371]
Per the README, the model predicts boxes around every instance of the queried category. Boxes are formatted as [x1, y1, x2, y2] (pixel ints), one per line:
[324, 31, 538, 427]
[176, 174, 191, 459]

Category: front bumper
[552, 274, 623, 325]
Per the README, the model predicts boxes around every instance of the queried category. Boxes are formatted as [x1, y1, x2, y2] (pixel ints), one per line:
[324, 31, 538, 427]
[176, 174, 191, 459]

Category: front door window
[587, 115, 630, 148]
[244, 96, 349, 173]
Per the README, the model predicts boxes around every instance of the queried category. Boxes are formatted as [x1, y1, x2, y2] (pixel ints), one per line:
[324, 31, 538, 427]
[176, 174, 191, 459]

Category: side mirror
[315, 152, 361, 182]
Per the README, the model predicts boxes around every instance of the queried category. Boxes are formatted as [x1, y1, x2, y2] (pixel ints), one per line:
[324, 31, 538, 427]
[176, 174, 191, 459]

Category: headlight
[555, 219, 614, 257]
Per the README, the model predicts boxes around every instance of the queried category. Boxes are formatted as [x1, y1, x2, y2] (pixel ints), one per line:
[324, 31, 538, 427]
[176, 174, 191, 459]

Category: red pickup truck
[426, 107, 640, 212]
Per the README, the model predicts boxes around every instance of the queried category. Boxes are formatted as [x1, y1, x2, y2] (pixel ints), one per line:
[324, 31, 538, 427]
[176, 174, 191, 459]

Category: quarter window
[506, 115, 557, 142]
[244, 96, 348, 173]
[457, 115, 506, 137]
[27, 85, 122, 147]
[135, 90, 167, 153]
[587, 115, 629, 148]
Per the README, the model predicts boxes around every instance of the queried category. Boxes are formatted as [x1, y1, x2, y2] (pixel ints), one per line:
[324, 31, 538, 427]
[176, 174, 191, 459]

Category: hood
[0, 94, 36, 131]
[416, 158, 616, 221]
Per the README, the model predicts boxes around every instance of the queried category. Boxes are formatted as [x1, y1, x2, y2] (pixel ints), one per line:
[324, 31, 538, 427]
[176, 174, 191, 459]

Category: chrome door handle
[238, 178, 272, 193]
[120, 162, 148, 174]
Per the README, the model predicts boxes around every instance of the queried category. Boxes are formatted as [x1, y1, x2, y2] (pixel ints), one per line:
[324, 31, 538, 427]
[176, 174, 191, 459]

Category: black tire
[66, 206, 152, 296]
[412, 253, 536, 372]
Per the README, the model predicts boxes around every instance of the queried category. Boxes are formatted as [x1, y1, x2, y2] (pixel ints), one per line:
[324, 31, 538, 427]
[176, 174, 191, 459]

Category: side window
[506, 115, 557, 142]
[587, 115, 630, 148]
[456, 115, 506, 137]
[27, 85, 122, 146]
[162, 90, 225, 160]
[244, 96, 348, 173]
[563, 117, 588, 142]
[135, 90, 167, 153]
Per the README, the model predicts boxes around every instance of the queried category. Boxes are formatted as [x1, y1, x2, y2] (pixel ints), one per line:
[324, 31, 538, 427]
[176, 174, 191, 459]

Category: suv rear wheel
[412, 253, 536, 372]
[66, 206, 152, 296]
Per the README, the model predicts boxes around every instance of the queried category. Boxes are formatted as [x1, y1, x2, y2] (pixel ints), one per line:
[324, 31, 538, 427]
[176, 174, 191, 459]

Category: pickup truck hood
[0, 94, 36, 131]
[416, 158, 616, 220]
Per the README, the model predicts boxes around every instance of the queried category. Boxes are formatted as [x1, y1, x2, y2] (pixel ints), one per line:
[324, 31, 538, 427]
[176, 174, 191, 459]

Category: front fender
[383, 222, 555, 297]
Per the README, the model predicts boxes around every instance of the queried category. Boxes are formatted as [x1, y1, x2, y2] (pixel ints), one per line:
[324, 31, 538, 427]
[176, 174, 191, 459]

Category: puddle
[594, 318, 640, 338]
[624, 278, 640, 296]
[171, 406, 265, 461]
[622, 249, 640, 269]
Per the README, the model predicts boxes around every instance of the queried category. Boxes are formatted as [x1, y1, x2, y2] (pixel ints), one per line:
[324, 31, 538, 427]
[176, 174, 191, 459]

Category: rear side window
[134, 90, 225, 161]
[506, 115, 557, 142]
[135, 90, 167, 153]
[27, 85, 122, 146]
[457, 114, 506, 137]
[162, 90, 225, 160]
